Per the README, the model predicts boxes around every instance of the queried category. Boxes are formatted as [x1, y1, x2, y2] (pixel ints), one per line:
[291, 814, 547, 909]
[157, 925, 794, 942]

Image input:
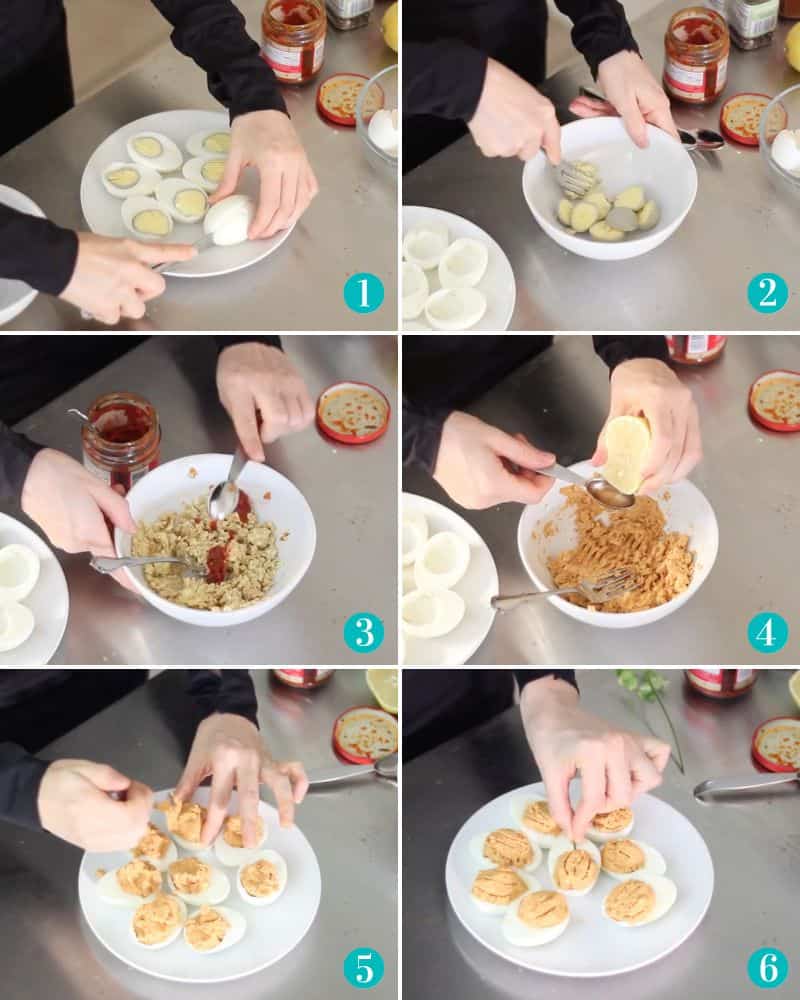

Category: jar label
[731, 0, 778, 38]
[664, 55, 727, 100]
[82, 454, 150, 490]
[260, 37, 324, 82]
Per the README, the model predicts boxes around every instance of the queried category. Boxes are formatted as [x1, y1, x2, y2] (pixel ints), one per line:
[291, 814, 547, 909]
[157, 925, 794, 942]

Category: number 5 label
[344, 612, 385, 653]
[343, 947, 385, 989]
[748, 613, 789, 654]
[748, 947, 789, 988]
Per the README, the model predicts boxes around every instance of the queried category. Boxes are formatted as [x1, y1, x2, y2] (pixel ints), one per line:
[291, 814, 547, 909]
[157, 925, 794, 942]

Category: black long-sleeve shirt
[0, 0, 287, 295]
[0, 669, 259, 831]
[403, 0, 639, 122]
[403, 334, 671, 472]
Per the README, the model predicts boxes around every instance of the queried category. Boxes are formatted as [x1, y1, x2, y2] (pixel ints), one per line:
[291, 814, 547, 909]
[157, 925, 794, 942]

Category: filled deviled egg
[157, 796, 210, 853]
[131, 893, 186, 949]
[602, 873, 677, 927]
[547, 835, 601, 897]
[131, 822, 178, 871]
[600, 839, 666, 881]
[469, 828, 542, 873]
[183, 905, 247, 954]
[236, 849, 288, 907]
[214, 814, 268, 867]
[509, 795, 563, 849]
[502, 888, 570, 947]
[586, 807, 634, 843]
[167, 857, 231, 905]
[98, 859, 163, 907]
[470, 867, 535, 914]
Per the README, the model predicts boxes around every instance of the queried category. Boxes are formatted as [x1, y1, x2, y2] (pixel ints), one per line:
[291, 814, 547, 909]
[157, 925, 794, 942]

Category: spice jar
[686, 669, 758, 699]
[273, 668, 335, 689]
[780, 0, 800, 18]
[261, 0, 326, 84]
[326, 0, 373, 30]
[663, 8, 730, 104]
[81, 392, 161, 491]
[729, 0, 779, 50]
[667, 335, 727, 365]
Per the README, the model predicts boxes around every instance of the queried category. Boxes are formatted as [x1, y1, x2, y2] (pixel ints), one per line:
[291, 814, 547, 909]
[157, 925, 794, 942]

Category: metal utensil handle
[307, 764, 375, 786]
[540, 462, 588, 487]
[90, 555, 185, 574]
[491, 588, 578, 612]
[694, 772, 799, 799]
[227, 442, 249, 486]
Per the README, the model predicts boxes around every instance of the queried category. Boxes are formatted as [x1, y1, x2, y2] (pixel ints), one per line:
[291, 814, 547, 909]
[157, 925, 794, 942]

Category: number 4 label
[747, 613, 789, 654]
[343, 947, 385, 989]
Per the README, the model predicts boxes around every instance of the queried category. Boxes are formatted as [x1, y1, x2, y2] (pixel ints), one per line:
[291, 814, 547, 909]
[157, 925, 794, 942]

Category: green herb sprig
[616, 669, 685, 774]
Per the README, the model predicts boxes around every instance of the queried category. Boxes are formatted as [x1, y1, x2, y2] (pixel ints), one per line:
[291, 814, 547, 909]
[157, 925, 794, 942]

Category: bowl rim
[759, 83, 800, 184]
[355, 63, 397, 166]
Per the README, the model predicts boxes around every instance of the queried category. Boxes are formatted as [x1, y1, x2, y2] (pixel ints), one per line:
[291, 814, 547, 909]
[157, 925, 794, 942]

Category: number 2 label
[748, 273, 788, 313]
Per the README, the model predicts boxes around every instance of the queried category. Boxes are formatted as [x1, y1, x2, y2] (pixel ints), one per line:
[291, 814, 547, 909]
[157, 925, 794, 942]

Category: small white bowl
[522, 118, 697, 261]
[516, 461, 718, 629]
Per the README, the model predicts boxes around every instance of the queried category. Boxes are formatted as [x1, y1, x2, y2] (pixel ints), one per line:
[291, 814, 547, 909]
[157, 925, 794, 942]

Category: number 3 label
[748, 947, 789, 988]
[748, 273, 788, 313]
[343, 947, 385, 989]
[344, 612, 385, 653]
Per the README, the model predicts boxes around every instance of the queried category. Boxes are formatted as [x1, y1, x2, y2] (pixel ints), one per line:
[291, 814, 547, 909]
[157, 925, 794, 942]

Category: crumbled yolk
[185, 906, 230, 951]
[116, 859, 162, 897]
[133, 893, 183, 945]
[241, 859, 280, 897]
[169, 858, 211, 895]
[133, 823, 170, 861]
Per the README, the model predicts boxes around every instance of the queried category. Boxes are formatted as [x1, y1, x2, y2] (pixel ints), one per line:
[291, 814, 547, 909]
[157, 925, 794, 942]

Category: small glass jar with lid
[326, 0, 374, 30]
[729, 0, 779, 50]
[261, 0, 327, 84]
[81, 391, 161, 492]
[663, 7, 730, 105]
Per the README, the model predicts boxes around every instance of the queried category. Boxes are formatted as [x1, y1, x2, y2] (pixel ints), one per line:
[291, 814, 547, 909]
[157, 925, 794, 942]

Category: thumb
[209, 151, 242, 204]
[542, 115, 562, 166]
[72, 761, 132, 792]
[494, 430, 555, 472]
[91, 483, 137, 534]
[620, 98, 648, 148]
[134, 242, 197, 265]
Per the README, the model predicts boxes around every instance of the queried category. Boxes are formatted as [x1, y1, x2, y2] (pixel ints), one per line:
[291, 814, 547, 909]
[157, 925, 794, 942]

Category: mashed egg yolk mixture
[223, 814, 264, 848]
[185, 906, 230, 951]
[592, 808, 634, 832]
[471, 867, 527, 906]
[241, 859, 281, 897]
[483, 829, 533, 868]
[116, 860, 162, 897]
[518, 890, 568, 928]
[554, 849, 598, 891]
[158, 797, 207, 842]
[602, 840, 645, 874]
[605, 879, 656, 923]
[522, 800, 561, 835]
[169, 858, 211, 895]
[133, 893, 183, 945]
[133, 823, 170, 861]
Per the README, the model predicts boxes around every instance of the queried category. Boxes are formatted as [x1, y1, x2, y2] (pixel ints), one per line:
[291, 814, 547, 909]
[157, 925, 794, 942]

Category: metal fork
[555, 160, 599, 198]
[491, 569, 636, 612]
[90, 554, 208, 579]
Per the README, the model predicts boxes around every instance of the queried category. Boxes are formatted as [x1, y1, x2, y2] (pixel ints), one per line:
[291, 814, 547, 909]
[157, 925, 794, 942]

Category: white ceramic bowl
[115, 454, 316, 627]
[517, 461, 718, 629]
[522, 118, 697, 261]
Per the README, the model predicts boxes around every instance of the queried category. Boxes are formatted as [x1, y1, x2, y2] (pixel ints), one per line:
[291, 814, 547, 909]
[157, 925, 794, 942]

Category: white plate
[402, 206, 515, 331]
[445, 780, 714, 977]
[0, 185, 44, 325]
[401, 493, 497, 666]
[0, 512, 68, 665]
[114, 454, 316, 627]
[518, 460, 718, 629]
[80, 110, 294, 278]
[79, 788, 321, 984]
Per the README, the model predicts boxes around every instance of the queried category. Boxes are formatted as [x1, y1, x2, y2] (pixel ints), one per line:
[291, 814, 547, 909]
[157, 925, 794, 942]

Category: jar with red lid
[686, 669, 758, 699]
[81, 392, 161, 492]
[663, 8, 730, 105]
[667, 335, 727, 365]
[273, 668, 334, 689]
[261, 0, 326, 84]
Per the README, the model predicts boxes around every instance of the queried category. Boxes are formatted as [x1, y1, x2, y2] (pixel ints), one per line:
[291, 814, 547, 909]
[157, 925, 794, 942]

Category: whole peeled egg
[126, 132, 183, 173]
[368, 108, 399, 157]
[203, 194, 255, 246]
[771, 129, 800, 175]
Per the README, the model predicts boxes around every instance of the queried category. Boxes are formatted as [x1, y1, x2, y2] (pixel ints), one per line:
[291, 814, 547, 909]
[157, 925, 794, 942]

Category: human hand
[217, 342, 314, 460]
[592, 357, 702, 493]
[521, 677, 670, 841]
[21, 449, 137, 589]
[211, 110, 318, 239]
[175, 713, 308, 847]
[594, 51, 679, 146]
[434, 412, 556, 509]
[59, 233, 196, 325]
[38, 758, 153, 851]
[468, 58, 561, 162]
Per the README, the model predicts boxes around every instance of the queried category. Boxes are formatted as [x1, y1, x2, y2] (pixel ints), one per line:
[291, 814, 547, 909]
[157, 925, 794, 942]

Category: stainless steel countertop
[0, 668, 397, 1000]
[4, 334, 398, 664]
[403, 334, 799, 665]
[403, 667, 799, 999]
[403, 1, 799, 330]
[2, 2, 397, 331]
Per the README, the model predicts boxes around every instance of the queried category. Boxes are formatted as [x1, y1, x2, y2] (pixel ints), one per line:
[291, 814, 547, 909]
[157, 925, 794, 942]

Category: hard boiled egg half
[402, 589, 465, 639]
[0, 602, 35, 652]
[438, 238, 488, 288]
[402, 509, 428, 566]
[131, 895, 187, 950]
[414, 531, 470, 591]
[97, 861, 163, 907]
[101, 162, 161, 199]
[547, 835, 601, 896]
[600, 838, 666, 881]
[469, 828, 542, 873]
[213, 814, 268, 867]
[502, 889, 570, 947]
[121, 196, 173, 238]
[126, 132, 183, 173]
[236, 849, 288, 907]
[167, 858, 231, 906]
[424, 287, 487, 331]
[155, 178, 208, 224]
[771, 129, 800, 175]
[602, 872, 678, 927]
[403, 221, 449, 270]
[0, 543, 40, 604]
[186, 128, 231, 157]
[402, 261, 428, 320]
[203, 194, 255, 246]
[183, 154, 228, 192]
[184, 905, 247, 954]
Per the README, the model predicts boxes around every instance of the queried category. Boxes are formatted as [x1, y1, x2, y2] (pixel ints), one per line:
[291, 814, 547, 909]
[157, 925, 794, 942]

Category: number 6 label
[344, 612, 385, 653]
[343, 947, 385, 989]
[748, 612, 789, 654]
[748, 947, 789, 988]
[748, 273, 788, 313]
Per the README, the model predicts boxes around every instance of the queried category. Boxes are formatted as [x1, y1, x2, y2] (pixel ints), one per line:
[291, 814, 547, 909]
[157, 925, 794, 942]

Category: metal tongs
[693, 771, 800, 802]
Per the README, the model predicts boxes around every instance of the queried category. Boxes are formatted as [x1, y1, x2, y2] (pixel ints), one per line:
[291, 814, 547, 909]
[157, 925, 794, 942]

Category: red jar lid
[316, 73, 382, 127]
[720, 93, 786, 147]
[332, 706, 398, 764]
[751, 717, 800, 772]
[748, 369, 800, 432]
[316, 380, 390, 445]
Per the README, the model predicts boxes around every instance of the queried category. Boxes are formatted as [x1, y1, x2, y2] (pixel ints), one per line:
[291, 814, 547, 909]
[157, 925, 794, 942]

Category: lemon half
[602, 415, 651, 495]
[789, 671, 800, 711]
[367, 668, 398, 714]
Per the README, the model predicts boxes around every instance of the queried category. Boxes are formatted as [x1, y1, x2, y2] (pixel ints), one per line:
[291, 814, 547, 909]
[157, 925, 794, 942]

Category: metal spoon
[679, 127, 725, 151]
[90, 554, 208, 579]
[694, 771, 799, 803]
[306, 752, 398, 786]
[541, 462, 635, 510]
[208, 442, 249, 521]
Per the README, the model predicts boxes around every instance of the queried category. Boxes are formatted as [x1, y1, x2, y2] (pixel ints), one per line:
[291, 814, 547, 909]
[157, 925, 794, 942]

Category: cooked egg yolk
[116, 859, 162, 897]
[601, 839, 645, 874]
[133, 823, 170, 861]
[605, 879, 656, 923]
[203, 132, 231, 154]
[241, 859, 280, 897]
[158, 797, 207, 842]
[518, 890, 568, 928]
[201, 159, 227, 183]
[133, 893, 183, 944]
[522, 800, 561, 835]
[169, 858, 211, 895]
[133, 209, 170, 236]
[132, 136, 163, 159]
[554, 849, 598, 891]
[174, 188, 206, 218]
[185, 906, 230, 951]
[483, 829, 533, 868]
[106, 167, 140, 189]
[592, 808, 633, 832]
[471, 867, 527, 906]
[223, 815, 265, 848]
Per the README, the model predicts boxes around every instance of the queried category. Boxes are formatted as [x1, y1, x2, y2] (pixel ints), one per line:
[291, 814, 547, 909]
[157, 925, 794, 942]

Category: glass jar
[729, 0, 779, 49]
[261, 0, 326, 84]
[81, 392, 161, 491]
[664, 8, 730, 104]
[326, 0, 373, 31]
[273, 668, 335, 689]
[667, 335, 728, 365]
[780, 0, 800, 18]
[686, 669, 758, 699]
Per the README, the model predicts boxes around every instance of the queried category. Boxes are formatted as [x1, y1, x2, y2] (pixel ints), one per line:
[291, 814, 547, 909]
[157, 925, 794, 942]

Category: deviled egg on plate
[184, 905, 247, 954]
[602, 872, 678, 927]
[131, 822, 178, 871]
[502, 889, 570, 947]
[131, 893, 187, 949]
[586, 807, 634, 843]
[470, 867, 537, 914]
[547, 835, 601, 897]
[98, 859, 163, 907]
[509, 795, 563, 849]
[156, 796, 210, 853]
[167, 857, 231, 906]
[600, 839, 667, 881]
[469, 828, 542, 873]
[237, 849, 288, 907]
[214, 814, 268, 867]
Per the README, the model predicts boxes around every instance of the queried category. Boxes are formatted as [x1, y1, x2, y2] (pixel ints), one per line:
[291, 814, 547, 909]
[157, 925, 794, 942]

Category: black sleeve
[150, 0, 287, 119]
[555, 0, 639, 78]
[215, 335, 282, 355]
[0, 203, 78, 295]
[593, 335, 670, 371]
[186, 670, 259, 728]
[0, 743, 49, 831]
[515, 669, 578, 691]
[402, 399, 449, 474]
[0, 422, 43, 504]
[403, 40, 488, 122]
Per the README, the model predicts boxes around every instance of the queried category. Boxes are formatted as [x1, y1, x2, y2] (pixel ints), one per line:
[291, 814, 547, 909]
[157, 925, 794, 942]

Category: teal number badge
[344, 613, 385, 653]
[748, 948, 789, 989]
[748, 613, 789, 654]
[343, 948, 385, 989]
[748, 273, 788, 313]
[344, 273, 384, 314]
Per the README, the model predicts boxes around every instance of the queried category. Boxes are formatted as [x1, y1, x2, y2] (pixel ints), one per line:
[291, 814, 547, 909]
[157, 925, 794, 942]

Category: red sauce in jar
[81, 392, 161, 492]
[261, 0, 326, 84]
[664, 7, 729, 105]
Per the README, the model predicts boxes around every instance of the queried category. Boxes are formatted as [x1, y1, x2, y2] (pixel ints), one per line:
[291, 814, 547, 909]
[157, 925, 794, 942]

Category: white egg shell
[184, 905, 247, 954]
[203, 194, 255, 247]
[402, 589, 465, 639]
[402, 509, 429, 566]
[101, 161, 161, 198]
[126, 132, 183, 173]
[425, 287, 487, 331]
[402, 222, 449, 269]
[402, 261, 429, 320]
[97, 866, 163, 908]
[213, 821, 268, 867]
[470, 871, 538, 915]
[509, 796, 563, 849]
[469, 830, 542, 873]
[133, 839, 179, 872]
[586, 812, 634, 843]
[129, 897, 187, 950]
[186, 127, 232, 157]
[771, 129, 800, 174]
[0, 543, 40, 604]
[183, 155, 228, 192]
[547, 836, 601, 896]
[502, 890, 570, 947]
[155, 177, 208, 223]
[236, 849, 288, 907]
[121, 196, 174, 239]
[602, 872, 678, 927]
[414, 530, 470, 591]
[0, 602, 35, 652]
[600, 839, 666, 880]
[167, 863, 231, 905]
[438, 237, 489, 289]
[368, 108, 399, 156]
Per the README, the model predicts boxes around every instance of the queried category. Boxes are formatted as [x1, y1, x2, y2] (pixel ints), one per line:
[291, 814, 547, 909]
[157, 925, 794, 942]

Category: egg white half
[0, 601, 35, 652]
[0, 543, 40, 604]
[602, 872, 678, 927]
[167, 862, 231, 905]
[401, 509, 429, 566]
[586, 812, 634, 843]
[470, 871, 538, 915]
[414, 531, 470, 591]
[97, 865, 163, 908]
[600, 839, 666, 881]
[126, 132, 183, 173]
[236, 849, 288, 907]
[183, 905, 247, 954]
[402, 589, 465, 639]
[509, 796, 563, 849]
[402, 261, 429, 320]
[402, 222, 449, 269]
[425, 287, 487, 331]
[547, 836, 601, 896]
[129, 896, 187, 950]
[502, 890, 570, 947]
[438, 237, 489, 289]
[469, 829, 542, 874]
